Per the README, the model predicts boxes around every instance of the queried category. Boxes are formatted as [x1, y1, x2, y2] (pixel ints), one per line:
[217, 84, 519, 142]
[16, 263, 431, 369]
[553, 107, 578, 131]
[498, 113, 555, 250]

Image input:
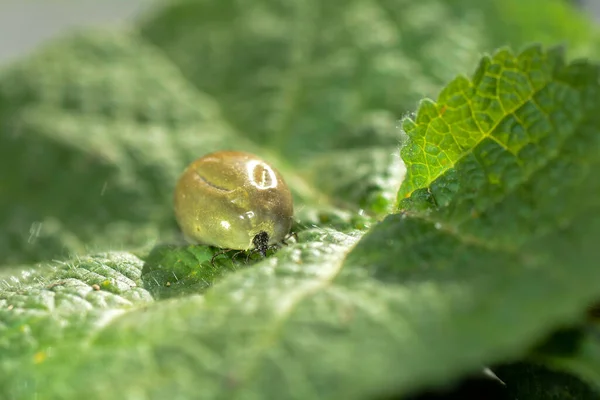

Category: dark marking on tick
[194, 172, 229, 192]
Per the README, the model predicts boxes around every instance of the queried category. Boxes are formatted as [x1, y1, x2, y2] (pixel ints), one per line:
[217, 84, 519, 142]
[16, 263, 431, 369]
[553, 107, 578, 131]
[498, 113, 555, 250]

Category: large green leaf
[1, 0, 600, 399]
[3, 41, 600, 398]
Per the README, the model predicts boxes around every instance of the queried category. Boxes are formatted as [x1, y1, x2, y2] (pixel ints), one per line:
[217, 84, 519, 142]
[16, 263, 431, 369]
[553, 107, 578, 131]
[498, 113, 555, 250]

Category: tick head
[252, 231, 270, 258]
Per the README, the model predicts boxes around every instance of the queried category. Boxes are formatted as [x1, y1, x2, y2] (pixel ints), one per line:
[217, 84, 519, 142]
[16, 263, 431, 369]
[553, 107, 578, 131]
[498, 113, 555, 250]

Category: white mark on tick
[221, 220, 231, 230]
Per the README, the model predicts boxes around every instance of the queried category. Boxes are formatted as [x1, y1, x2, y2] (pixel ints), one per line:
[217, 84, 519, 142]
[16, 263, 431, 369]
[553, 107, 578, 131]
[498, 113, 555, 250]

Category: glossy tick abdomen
[174, 151, 294, 251]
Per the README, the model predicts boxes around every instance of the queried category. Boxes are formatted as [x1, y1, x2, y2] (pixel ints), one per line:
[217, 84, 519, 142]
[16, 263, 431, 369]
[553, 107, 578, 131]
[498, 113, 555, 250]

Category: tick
[174, 151, 294, 263]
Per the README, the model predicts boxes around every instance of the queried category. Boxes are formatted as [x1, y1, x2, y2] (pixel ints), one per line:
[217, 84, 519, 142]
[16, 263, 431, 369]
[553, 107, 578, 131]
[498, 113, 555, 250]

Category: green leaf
[3, 0, 596, 264]
[141, 244, 239, 299]
[0, 31, 242, 265]
[3, 42, 600, 399]
[375, 43, 600, 394]
[538, 323, 600, 394]
[0, 30, 397, 266]
[1, 0, 600, 399]
[0, 252, 153, 387]
[138, 0, 599, 220]
[346, 44, 600, 395]
[139, 0, 598, 160]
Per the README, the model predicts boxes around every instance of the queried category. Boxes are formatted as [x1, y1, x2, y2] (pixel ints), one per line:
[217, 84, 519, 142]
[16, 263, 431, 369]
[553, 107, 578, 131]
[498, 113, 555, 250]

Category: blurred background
[0, 0, 598, 66]
[0, 0, 153, 64]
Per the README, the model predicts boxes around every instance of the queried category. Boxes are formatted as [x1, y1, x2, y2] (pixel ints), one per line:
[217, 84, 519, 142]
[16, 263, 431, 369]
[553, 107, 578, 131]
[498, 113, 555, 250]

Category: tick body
[174, 151, 294, 257]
